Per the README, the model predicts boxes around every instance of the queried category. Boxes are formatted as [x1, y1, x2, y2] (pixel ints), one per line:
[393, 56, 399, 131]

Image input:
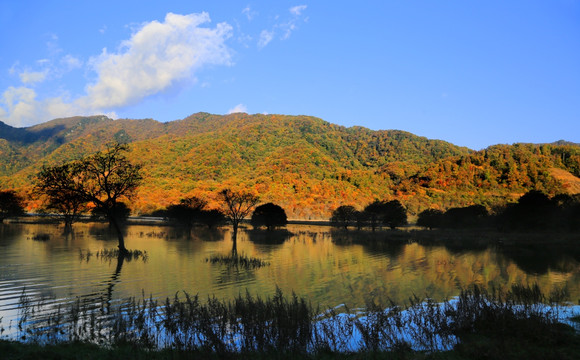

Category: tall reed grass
[0, 284, 574, 356]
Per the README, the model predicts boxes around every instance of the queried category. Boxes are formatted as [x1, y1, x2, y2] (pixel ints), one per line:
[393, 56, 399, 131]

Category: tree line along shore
[0, 143, 578, 251]
[1, 142, 580, 359]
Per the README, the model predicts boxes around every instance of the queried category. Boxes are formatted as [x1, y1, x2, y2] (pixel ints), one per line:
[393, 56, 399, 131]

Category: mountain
[1, 113, 578, 219]
[551, 140, 580, 147]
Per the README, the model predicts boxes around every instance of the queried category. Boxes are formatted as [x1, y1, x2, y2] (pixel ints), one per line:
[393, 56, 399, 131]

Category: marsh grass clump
[78, 248, 148, 262]
[446, 284, 579, 359]
[206, 253, 268, 269]
[159, 288, 314, 354]
[30, 233, 50, 241]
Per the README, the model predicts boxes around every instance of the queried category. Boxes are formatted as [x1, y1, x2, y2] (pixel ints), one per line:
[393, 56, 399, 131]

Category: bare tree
[218, 189, 259, 253]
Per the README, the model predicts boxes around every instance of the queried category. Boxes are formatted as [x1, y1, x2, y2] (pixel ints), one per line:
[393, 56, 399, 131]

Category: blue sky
[1, 1, 578, 149]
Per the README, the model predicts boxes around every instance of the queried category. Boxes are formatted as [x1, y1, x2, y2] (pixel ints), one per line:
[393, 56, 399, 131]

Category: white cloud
[0, 12, 234, 127]
[8, 62, 18, 75]
[256, 5, 307, 48]
[80, 12, 232, 110]
[1, 87, 38, 124]
[46, 33, 61, 56]
[45, 97, 77, 119]
[237, 33, 253, 48]
[0, 86, 83, 127]
[61, 54, 83, 70]
[281, 5, 308, 39]
[281, 23, 297, 40]
[227, 103, 247, 114]
[242, 6, 257, 21]
[258, 30, 274, 49]
[10, 54, 82, 88]
[19, 70, 48, 84]
[290, 5, 307, 16]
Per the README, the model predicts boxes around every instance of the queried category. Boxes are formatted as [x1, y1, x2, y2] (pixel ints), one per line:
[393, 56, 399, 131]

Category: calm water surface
[1, 223, 579, 327]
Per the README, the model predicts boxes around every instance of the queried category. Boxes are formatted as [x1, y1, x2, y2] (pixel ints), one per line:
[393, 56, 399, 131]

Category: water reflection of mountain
[1, 223, 580, 316]
[325, 229, 580, 304]
[422, 230, 580, 276]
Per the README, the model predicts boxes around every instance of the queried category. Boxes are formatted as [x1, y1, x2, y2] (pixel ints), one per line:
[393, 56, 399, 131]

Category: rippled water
[1, 222, 579, 330]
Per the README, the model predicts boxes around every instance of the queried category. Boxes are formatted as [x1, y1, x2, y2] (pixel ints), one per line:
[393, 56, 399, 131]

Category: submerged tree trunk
[63, 215, 73, 234]
[231, 222, 238, 255]
[108, 212, 128, 254]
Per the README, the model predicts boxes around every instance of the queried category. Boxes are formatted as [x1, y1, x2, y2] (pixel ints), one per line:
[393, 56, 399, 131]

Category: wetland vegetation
[1, 284, 579, 359]
[1, 220, 579, 359]
[0, 123, 578, 358]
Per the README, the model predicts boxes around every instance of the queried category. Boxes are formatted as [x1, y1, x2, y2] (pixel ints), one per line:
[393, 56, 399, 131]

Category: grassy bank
[2, 337, 579, 360]
[1, 285, 579, 359]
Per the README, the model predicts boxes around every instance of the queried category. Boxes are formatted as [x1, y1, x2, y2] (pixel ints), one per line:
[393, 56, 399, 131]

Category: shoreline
[4, 214, 579, 239]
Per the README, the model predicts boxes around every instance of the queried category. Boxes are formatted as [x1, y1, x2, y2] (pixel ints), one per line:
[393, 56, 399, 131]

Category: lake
[1, 222, 579, 330]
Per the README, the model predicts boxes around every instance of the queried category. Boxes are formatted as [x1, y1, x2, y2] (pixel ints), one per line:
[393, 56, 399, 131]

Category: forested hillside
[1, 113, 578, 219]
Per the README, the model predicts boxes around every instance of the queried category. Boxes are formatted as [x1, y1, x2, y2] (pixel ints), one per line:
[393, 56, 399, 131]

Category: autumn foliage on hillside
[1, 113, 579, 219]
